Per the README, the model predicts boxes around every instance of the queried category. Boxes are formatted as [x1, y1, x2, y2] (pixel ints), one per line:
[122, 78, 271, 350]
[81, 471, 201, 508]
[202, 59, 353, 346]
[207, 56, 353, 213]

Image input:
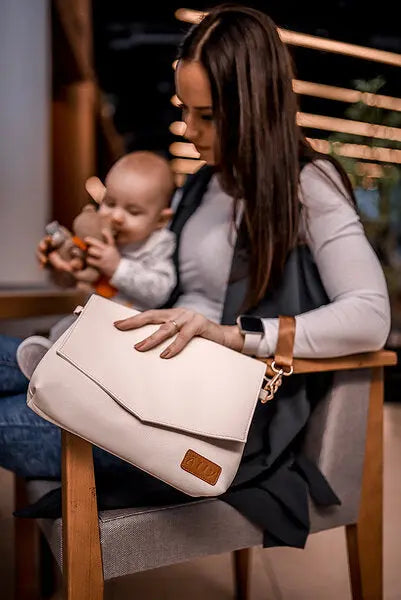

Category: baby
[17, 151, 177, 379]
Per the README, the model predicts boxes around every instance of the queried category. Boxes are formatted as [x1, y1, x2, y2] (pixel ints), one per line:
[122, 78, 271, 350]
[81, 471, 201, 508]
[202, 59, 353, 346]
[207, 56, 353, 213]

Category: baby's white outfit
[110, 228, 176, 311]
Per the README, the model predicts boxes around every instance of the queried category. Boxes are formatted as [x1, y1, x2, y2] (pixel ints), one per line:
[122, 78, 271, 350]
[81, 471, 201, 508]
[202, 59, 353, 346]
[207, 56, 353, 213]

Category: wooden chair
[1, 291, 396, 600]
[22, 353, 396, 600]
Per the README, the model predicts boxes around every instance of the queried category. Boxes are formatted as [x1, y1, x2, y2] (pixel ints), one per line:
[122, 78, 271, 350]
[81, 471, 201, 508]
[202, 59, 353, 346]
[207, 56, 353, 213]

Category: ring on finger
[168, 319, 180, 334]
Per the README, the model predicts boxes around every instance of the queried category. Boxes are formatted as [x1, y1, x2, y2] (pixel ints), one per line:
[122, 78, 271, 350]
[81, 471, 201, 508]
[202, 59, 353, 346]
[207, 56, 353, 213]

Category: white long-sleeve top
[110, 228, 176, 311]
[175, 161, 391, 358]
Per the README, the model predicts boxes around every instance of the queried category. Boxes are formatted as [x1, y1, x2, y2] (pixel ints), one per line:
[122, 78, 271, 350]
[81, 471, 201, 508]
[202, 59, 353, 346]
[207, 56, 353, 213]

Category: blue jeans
[0, 334, 60, 478]
[0, 334, 160, 481]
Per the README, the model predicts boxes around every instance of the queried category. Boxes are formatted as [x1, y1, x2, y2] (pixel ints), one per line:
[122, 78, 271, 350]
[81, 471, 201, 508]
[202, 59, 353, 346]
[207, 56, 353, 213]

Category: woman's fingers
[134, 321, 180, 352]
[159, 323, 196, 358]
[114, 310, 176, 331]
[161, 315, 228, 359]
[114, 308, 203, 358]
[115, 308, 229, 359]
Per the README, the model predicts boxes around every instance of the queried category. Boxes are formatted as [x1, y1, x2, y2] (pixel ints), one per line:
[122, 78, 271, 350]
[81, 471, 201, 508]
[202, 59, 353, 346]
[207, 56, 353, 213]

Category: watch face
[238, 316, 264, 334]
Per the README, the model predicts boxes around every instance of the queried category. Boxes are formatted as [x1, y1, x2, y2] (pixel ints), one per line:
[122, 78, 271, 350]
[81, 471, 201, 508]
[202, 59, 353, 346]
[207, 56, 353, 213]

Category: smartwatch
[236, 315, 264, 356]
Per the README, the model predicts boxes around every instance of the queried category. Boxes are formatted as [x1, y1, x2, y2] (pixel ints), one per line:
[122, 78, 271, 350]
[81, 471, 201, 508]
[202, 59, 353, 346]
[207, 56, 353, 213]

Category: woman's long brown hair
[178, 4, 356, 309]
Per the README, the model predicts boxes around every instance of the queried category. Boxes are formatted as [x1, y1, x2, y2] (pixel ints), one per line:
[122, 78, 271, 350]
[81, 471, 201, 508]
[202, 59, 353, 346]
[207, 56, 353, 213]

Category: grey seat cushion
[27, 483, 350, 580]
[26, 368, 371, 580]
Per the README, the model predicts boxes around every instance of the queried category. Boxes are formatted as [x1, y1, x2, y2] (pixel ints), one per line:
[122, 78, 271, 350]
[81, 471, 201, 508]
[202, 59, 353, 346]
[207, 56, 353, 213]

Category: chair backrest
[303, 368, 371, 531]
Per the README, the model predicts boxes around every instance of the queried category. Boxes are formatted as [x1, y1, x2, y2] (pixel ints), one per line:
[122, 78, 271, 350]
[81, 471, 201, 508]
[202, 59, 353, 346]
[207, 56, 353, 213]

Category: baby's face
[98, 173, 168, 246]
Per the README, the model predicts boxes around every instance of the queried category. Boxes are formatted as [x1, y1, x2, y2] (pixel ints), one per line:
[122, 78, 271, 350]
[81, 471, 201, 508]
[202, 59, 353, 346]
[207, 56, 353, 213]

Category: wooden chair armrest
[0, 289, 87, 320]
[263, 350, 397, 375]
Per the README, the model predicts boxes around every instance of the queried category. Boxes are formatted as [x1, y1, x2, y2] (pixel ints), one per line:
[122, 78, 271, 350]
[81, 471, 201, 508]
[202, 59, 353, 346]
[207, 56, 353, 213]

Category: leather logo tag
[180, 449, 222, 486]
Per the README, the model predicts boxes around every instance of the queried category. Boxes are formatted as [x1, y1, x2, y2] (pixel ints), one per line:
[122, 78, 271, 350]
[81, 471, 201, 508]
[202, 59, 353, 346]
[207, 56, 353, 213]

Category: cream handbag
[27, 294, 294, 497]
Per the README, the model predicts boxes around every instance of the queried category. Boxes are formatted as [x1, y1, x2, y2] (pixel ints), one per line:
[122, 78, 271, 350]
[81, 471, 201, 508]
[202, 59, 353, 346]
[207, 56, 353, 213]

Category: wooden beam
[53, 0, 94, 81]
[52, 80, 97, 228]
[51, 0, 124, 226]
[97, 97, 125, 164]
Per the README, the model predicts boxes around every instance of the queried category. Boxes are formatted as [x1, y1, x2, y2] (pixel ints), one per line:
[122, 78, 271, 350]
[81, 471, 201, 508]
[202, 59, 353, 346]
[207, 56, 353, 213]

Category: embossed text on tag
[180, 449, 222, 486]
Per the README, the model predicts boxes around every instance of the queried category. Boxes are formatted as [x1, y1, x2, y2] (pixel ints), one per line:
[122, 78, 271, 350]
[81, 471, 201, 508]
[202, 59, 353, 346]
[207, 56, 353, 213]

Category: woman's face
[175, 60, 216, 165]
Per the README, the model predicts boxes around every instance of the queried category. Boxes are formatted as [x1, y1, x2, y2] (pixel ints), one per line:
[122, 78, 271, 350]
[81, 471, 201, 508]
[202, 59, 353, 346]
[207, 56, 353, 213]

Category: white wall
[0, 0, 50, 286]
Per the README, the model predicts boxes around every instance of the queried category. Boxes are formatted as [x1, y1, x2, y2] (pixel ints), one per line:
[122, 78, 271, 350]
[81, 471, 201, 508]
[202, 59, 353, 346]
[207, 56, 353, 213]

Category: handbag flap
[56, 294, 266, 443]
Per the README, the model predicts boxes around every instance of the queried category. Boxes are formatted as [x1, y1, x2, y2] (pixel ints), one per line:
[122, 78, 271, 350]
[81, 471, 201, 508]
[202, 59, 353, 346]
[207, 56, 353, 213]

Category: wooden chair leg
[346, 366, 383, 600]
[14, 476, 40, 600]
[62, 431, 104, 600]
[233, 548, 251, 600]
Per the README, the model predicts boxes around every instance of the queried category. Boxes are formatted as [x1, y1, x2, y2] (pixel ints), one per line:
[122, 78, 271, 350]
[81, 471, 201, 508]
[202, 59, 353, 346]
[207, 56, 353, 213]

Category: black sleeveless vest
[164, 165, 340, 549]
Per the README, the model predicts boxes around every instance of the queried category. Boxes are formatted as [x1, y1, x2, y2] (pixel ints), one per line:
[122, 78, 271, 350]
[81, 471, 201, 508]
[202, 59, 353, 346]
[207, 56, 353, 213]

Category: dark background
[92, 0, 401, 157]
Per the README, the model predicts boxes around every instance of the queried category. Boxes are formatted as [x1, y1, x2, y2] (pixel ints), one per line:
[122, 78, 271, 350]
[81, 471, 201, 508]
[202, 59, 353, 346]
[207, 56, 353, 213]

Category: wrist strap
[242, 332, 263, 355]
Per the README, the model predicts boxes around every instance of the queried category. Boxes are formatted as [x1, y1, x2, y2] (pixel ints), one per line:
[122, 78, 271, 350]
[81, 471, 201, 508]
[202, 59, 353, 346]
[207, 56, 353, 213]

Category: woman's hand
[85, 230, 120, 278]
[114, 308, 244, 358]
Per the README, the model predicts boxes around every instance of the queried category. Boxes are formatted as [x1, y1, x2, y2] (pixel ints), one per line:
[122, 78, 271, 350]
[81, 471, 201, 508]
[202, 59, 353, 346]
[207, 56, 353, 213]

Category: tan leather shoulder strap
[274, 315, 296, 370]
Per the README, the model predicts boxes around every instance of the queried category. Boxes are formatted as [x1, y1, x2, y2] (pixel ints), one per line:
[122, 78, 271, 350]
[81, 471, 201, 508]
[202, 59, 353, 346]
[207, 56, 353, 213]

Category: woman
[1, 5, 390, 547]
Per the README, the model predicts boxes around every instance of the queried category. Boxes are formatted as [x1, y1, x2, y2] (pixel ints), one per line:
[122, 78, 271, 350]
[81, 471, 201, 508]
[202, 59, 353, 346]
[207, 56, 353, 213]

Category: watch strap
[242, 332, 263, 356]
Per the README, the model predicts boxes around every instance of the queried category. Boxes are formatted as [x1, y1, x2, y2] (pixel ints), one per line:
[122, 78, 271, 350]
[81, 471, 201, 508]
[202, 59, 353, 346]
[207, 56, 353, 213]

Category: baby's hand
[36, 236, 76, 273]
[36, 237, 77, 288]
[85, 229, 120, 279]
